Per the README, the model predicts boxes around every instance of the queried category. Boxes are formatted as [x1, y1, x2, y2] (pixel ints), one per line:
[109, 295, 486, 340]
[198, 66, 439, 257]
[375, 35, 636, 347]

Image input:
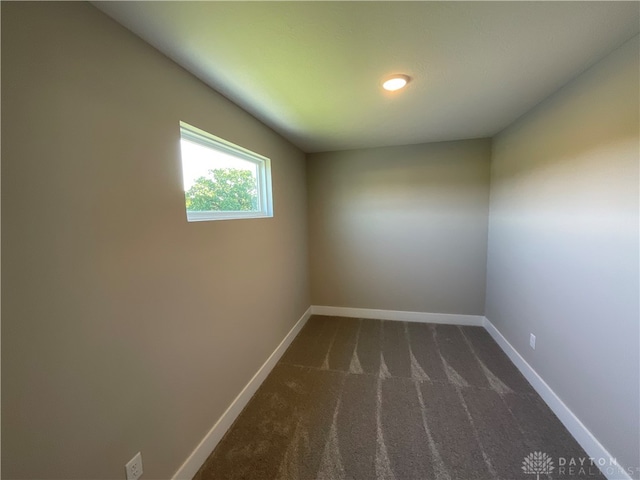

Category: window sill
[186, 211, 273, 222]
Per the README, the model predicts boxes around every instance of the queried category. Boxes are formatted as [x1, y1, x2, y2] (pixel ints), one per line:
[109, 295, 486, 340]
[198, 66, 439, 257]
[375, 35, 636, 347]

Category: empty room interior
[2, 2, 639, 480]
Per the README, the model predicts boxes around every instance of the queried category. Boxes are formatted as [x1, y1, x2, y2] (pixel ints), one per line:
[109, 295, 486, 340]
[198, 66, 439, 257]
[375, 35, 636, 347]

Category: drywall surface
[308, 139, 491, 315]
[486, 36, 639, 476]
[1, 3, 309, 478]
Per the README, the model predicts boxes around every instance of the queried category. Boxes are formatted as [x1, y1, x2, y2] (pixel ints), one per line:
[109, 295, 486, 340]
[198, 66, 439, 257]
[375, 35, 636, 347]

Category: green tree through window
[185, 168, 258, 212]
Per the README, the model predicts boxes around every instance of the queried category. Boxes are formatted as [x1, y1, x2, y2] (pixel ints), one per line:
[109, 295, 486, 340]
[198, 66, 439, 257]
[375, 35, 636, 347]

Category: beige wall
[486, 36, 639, 474]
[307, 139, 491, 315]
[1, 3, 309, 478]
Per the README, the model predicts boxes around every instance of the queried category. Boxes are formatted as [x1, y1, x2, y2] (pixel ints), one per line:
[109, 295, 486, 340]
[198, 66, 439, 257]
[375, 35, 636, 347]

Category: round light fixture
[382, 74, 410, 91]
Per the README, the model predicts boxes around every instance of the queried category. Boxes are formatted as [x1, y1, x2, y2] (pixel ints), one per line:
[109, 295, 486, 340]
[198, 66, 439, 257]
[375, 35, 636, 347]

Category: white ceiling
[94, 1, 639, 153]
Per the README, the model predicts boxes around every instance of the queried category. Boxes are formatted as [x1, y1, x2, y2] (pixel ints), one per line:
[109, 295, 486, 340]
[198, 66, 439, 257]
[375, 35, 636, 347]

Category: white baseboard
[172, 306, 629, 480]
[483, 317, 633, 480]
[172, 307, 312, 480]
[310, 305, 484, 326]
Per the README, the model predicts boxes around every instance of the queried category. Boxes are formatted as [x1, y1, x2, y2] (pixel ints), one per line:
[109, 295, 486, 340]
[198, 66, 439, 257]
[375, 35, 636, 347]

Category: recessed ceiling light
[382, 74, 410, 91]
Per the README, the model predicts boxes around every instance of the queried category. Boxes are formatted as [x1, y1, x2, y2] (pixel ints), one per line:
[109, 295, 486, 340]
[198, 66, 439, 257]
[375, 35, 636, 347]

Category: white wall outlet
[529, 333, 536, 350]
[125, 452, 143, 480]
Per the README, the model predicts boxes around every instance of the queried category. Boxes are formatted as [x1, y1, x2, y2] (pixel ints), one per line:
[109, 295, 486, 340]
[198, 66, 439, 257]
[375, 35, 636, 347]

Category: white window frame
[180, 121, 273, 222]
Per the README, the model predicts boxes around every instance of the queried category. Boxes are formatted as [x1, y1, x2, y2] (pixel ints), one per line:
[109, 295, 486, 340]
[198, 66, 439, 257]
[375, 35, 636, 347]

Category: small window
[179, 121, 273, 222]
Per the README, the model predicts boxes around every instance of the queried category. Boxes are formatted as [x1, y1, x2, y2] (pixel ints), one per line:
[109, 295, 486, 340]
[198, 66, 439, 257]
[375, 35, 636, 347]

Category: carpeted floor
[193, 316, 603, 480]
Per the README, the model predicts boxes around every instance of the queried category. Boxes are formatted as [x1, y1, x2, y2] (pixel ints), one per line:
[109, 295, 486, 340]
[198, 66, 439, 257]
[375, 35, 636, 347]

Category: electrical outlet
[530, 334, 536, 350]
[125, 452, 143, 480]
